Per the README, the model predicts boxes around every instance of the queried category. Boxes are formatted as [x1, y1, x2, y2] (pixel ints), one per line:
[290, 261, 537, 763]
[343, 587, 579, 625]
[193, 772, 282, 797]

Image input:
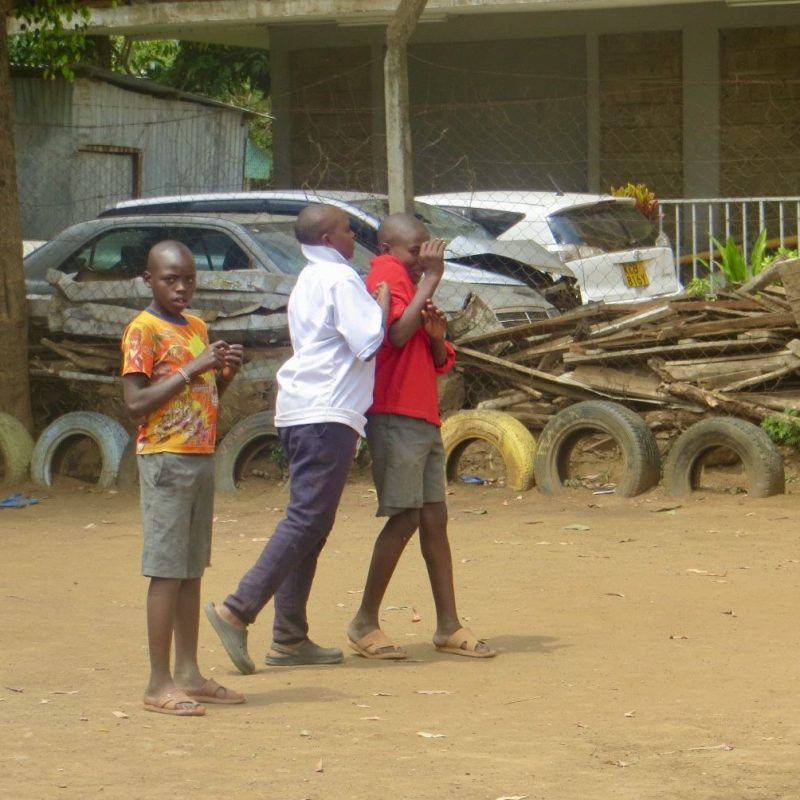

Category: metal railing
[659, 196, 800, 279]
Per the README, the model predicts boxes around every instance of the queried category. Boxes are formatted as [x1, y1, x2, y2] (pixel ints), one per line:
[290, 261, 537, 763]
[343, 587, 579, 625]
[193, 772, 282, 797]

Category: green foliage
[609, 182, 660, 223]
[763, 245, 800, 267]
[10, 1, 91, 78]
[268, 442, 288, 471]
[684, 276, 712, 298]
[761, 410, 800, 448]
[700, 228, 768, 285]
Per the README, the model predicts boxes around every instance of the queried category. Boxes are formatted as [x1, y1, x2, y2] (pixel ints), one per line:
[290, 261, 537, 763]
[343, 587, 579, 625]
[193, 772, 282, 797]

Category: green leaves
[10, 0, 91, 79]
[701, 228, 769, 286]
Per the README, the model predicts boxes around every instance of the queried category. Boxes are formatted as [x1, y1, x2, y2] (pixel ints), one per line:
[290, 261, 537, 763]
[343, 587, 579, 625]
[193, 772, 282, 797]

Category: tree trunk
[0, 0, 33, 428]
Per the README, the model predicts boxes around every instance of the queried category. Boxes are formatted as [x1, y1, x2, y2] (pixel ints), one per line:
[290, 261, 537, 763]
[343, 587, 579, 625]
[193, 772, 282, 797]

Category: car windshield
[244, 222, 374, 275]
[352, 198, 494, 241]
[547, 202, 657, 250]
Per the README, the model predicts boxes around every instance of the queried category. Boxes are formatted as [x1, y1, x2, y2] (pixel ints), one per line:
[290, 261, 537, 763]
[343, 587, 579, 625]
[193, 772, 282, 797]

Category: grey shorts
[366, 414, 446, 518]
[138, 452, 214, 579]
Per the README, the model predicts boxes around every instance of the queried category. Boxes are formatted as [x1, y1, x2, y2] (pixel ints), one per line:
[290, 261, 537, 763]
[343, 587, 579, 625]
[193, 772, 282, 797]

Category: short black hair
[376, 213, 428, 248]
[294, 203, 345, 245]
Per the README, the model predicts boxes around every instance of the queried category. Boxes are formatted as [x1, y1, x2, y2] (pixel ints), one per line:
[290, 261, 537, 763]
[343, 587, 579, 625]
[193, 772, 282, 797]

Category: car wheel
[31, 412, 129, 489]
[441, 410, 536, 492]
[0, 413, 36, 487]
[215, 411, 280, 494]
[534, 400, 660, 497]
[663, 417, 784, 498]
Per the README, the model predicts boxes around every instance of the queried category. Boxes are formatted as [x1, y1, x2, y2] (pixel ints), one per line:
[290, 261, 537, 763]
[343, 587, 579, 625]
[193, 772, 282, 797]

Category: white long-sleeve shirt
[274, 244, 385, 436]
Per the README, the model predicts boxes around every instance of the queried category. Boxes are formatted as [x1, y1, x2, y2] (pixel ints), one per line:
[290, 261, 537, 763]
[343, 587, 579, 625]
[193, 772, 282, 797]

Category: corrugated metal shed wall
[13, 78, 77, 239]
[13, 77, 247, 239]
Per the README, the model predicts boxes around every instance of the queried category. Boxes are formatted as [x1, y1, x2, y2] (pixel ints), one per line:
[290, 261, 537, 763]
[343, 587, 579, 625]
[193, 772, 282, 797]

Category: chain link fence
[16, 33, 800, 446]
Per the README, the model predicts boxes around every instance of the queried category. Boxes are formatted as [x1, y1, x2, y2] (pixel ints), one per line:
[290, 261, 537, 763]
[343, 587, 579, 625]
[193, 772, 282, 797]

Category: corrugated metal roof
[10, 64, 272, 119]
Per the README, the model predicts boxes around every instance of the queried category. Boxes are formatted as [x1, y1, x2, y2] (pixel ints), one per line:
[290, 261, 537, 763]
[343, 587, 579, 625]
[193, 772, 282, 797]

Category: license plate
[623, 261, 650, 288]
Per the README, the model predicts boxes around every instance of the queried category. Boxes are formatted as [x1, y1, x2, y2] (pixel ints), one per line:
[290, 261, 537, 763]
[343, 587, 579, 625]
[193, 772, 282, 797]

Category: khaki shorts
[138, 452, 214, 579]
[366, 413, 446, 518]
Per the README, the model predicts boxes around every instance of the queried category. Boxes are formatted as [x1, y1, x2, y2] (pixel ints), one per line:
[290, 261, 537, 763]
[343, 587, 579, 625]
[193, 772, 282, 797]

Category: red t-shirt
[365, 254, 455, 426]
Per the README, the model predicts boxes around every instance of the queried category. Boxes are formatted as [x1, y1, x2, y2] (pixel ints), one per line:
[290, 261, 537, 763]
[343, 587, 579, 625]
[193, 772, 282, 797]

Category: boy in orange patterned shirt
[122, 240, 244, 716]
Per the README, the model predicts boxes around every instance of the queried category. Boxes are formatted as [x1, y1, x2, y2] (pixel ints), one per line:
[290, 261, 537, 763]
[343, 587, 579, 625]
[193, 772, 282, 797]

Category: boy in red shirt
[347, 213, 495, 660]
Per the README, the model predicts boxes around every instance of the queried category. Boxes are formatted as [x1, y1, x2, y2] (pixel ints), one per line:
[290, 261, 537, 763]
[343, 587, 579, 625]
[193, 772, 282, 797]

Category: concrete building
[65, 0, 800, 202]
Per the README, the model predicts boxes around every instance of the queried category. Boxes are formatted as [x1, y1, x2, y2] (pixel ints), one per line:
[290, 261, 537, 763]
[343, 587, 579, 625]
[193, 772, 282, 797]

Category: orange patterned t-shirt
[121, 310, 219, 454]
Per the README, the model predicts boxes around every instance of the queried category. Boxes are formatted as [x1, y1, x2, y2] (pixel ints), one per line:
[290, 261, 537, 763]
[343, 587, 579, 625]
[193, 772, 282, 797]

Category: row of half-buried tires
[0, 409, 273, 492]
[0, 402, 786, 497]
[440, 401, 785, 498]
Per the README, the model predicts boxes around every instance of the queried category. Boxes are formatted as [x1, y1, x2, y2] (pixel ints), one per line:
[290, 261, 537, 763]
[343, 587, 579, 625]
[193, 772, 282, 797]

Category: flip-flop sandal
[0, 493, 39, 508]
[143, 690, 206, 716]
[347, 629, 407, 660]
[265, 640, 344, 666]
[182, 678, 245, 705]
[434, 627, 496, 658]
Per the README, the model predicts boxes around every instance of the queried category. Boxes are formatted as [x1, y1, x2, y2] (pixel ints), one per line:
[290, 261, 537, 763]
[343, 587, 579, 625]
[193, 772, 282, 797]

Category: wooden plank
[654, 312, 794, 341]
[455, 346, 598, 400]
[41, 338, 117, 372]
[452, 302, 626, 348]
[719, 360, 800, 391]
[587, 303, 673, 338]
[562, 334, 788, 365]
[656, 351, 791, 388]
[507, 334, 575, 363]
[570, 365, 665, 401]
[654, 372, 800, 428]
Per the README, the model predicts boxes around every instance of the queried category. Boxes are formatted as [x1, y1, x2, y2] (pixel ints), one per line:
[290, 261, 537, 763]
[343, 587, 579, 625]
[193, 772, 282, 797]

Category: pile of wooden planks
[452, 257, 800, 434]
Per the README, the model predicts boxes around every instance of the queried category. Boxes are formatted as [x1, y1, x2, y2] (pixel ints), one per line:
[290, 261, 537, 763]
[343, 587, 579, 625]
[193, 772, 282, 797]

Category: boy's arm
[123, 340, 228, 419]
[422, 300, 454, 369]
[388, 238, 446, 349]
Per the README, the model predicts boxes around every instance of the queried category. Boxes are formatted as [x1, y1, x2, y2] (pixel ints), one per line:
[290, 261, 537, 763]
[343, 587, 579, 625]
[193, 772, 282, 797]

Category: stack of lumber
[453, 257, 800, 433]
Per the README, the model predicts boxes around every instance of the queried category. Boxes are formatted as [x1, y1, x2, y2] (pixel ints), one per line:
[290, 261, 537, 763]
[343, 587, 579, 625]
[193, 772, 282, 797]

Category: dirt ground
[3, 463, 800, 800]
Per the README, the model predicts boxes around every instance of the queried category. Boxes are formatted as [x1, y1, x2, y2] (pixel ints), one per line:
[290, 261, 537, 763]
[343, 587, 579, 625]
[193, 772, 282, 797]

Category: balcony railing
[659, 196, 800, 280]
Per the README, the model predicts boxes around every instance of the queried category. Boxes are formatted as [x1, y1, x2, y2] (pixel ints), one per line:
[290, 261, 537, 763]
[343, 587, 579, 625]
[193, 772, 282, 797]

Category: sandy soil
[3, 468, 800, 800]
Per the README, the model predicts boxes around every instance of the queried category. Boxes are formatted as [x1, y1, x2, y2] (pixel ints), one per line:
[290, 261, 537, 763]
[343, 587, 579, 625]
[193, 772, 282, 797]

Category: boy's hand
[418, 238, 446, 282]
[188, 340, 228, 378]
[373, 281, 391, 326]
[421, 300, 447, 341]
[220, 343, 244, 382]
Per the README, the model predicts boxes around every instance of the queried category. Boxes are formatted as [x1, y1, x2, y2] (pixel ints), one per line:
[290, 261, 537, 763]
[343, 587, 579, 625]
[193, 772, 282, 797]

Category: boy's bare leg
[348, 508, 419, 649]
[175, 579, 244, 703]
[173, 577, 204, 688]
[420, 501, 492, 655]
[145, 577, 198, 710]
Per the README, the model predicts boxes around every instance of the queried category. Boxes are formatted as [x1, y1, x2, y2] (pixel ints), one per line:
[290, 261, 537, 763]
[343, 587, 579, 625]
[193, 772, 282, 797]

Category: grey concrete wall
[267, 2, 800, 199]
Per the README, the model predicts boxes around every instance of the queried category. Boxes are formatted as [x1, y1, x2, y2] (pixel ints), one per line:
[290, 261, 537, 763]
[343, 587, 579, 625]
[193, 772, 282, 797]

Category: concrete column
[385, 0, 428, 213]
[270, 44, 292, 188]
[586, 34, 600, 194]
[370, 42, 387, 194]
[682, 26, 720, 198]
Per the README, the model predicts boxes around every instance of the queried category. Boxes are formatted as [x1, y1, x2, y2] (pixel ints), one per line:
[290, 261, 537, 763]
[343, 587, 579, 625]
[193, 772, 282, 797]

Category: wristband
[176, 367, 191, 384]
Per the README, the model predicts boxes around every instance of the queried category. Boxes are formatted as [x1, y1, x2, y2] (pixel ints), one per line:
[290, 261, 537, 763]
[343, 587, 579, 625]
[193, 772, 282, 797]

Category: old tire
[215, 411, 279, 494]
[115, 436, 139, 490]
[0, 413, 35, 487]
[663, 417, 784, 498]
[440, 410, 536, 492]
[31, 412, 129, 489]
[534, 400, 660, 497]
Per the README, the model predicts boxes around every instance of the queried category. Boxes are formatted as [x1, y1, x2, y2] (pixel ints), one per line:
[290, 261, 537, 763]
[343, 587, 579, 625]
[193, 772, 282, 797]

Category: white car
[418, 191, 682, 306]
[100, 189, 568, 301]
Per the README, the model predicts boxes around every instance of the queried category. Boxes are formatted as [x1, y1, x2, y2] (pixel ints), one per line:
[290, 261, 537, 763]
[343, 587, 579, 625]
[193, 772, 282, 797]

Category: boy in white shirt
[205, 204, 389, 674]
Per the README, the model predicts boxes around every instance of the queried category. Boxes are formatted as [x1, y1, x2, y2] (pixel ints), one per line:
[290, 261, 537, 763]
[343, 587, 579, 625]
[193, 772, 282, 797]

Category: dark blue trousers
[224, 422, 357, 646]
